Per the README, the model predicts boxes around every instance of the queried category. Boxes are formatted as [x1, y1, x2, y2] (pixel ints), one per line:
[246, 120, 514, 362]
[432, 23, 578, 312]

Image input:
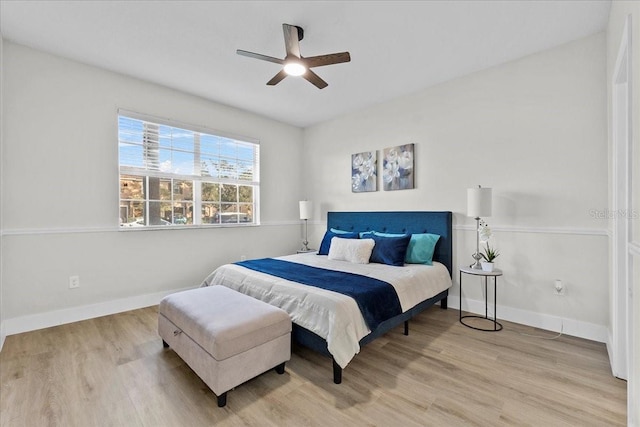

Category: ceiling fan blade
[237, 50, 283, 65]
[266, 69, 288, 86]
[302, 69, 328, 89]
[283, 23, 301, 58]
[304, 52, 351, 68]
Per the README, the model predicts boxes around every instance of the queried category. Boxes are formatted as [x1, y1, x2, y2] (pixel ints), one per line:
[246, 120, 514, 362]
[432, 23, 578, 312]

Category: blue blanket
[235, 258, 402, 330]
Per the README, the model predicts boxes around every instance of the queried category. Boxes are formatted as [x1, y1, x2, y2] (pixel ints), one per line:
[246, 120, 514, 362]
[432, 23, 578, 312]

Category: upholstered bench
[158, 286, 291, 407]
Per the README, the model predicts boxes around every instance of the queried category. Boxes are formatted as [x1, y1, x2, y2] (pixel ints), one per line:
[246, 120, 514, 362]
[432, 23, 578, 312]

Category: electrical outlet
[554, 279, 565, 296]
[69, 275, 80, 289]
[240, 255, 247, 261]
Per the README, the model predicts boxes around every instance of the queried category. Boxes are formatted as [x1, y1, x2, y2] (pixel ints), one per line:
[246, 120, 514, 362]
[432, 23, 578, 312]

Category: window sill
[117, 223, 260, 231]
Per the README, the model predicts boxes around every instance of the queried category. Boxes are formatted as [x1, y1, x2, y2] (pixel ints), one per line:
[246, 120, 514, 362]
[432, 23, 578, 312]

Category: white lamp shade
[467, 187, 492, 218]
[299, 201, 312, 220]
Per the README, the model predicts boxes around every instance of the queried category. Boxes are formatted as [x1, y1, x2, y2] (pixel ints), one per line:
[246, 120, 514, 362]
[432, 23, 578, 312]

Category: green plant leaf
[482, 243, 500, 262]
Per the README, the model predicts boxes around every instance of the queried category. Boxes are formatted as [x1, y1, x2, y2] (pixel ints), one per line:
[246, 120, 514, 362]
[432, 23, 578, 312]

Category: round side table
[296, 249, 317, 254]
[459, 266, 503, 332]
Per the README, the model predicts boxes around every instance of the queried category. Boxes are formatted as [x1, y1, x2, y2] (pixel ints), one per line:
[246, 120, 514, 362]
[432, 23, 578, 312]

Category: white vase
[481, 262, 494, 272]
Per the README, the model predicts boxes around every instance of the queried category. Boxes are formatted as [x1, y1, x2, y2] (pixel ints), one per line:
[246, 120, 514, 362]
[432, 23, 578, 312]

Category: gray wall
[303, 33, 608, 340]
[0, 33, 613, 346]
[1, 41, 304, 333]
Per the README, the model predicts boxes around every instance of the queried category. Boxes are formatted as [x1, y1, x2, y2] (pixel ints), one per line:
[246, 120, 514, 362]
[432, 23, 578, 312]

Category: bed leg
[404, 320, 409, 336]
[332, 358, 342, 384]
[275, 362, 286, 374]
[440, 296, 448, 310]
[162, 340, 169, 348]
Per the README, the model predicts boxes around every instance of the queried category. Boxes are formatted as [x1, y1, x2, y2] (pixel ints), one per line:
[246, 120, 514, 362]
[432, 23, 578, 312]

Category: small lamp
[284, 60, 307, 76]
[467, 186, 492, 269]
[299, 200, 312, 251]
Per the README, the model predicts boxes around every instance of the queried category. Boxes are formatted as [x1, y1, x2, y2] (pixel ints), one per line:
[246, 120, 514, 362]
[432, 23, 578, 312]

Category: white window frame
[118, 110, 260, 230]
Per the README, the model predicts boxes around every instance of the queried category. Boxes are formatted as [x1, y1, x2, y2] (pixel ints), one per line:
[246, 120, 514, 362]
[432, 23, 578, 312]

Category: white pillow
[327, 237, 375, 264]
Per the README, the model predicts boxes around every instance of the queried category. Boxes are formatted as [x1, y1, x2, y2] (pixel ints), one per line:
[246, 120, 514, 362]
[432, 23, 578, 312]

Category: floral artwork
[352, 151, 377, 192]
[478, 220, 492, 242]
[382, 143, 414, 191]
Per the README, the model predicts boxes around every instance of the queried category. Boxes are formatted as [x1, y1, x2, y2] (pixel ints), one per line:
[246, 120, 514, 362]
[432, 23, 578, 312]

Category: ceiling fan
[237, 23, 351, 89]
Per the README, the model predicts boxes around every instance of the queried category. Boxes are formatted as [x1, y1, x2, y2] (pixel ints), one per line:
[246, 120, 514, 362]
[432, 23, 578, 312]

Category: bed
[201, 211, 453, 383]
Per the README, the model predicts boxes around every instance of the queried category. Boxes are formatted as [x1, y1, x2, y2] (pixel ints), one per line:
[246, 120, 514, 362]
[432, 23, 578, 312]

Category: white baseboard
[0, 286, 194, 350]
[0, 325, 5, 353]
[447, 295, 608, 343]
[1, 289, 608, 353]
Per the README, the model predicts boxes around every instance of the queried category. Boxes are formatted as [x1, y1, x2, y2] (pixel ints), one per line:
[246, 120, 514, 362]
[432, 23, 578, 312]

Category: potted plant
[480, 243, 500, 272]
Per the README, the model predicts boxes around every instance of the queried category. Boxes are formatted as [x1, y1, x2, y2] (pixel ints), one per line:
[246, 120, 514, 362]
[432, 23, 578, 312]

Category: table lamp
[299, 200, 312, 251]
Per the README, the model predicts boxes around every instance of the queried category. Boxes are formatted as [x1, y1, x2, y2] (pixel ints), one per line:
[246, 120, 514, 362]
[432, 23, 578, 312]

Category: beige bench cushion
[159, 286, 291, 361]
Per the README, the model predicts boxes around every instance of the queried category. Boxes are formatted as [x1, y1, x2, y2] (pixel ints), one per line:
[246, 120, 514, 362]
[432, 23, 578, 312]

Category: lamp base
[470, 252, 483, 269]
[300, 219, 310, 252]
[470, 216, 483, 269]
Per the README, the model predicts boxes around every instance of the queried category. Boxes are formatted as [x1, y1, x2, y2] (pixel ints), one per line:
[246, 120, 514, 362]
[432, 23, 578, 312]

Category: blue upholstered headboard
[327, 211, 453, 277]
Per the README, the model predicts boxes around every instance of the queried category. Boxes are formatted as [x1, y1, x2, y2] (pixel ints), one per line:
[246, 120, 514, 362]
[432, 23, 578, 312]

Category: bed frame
[292, 211, 453, 384]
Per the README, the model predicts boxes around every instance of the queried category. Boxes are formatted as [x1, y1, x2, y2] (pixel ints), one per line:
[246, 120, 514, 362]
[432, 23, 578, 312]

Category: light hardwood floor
[0, 306, 626, 426]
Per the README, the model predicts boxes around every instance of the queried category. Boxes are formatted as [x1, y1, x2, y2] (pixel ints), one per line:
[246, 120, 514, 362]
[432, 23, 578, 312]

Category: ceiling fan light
[283, 61, 306, 76]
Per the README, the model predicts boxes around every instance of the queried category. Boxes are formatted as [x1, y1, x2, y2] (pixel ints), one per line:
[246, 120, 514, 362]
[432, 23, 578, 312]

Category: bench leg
[332, 358, 342, 384]
[217, 392, 227, 408]
[275, 362, 286, 374]
[162, 340, 169, 348]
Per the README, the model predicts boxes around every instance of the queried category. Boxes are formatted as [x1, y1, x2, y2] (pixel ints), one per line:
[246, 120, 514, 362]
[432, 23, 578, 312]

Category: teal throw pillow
[405, 233, 440, 265]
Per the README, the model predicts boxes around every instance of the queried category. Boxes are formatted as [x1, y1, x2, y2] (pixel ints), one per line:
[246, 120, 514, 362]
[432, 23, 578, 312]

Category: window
[118, 111, 259, 228]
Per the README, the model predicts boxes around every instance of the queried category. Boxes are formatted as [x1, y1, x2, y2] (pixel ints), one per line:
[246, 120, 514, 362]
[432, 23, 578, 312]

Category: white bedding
[201, 253, 452, 368]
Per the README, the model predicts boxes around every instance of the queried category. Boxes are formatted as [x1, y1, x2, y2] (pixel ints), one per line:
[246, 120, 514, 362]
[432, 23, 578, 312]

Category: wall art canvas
[383, 143, 414, 191]
[351, 151, 377, 192]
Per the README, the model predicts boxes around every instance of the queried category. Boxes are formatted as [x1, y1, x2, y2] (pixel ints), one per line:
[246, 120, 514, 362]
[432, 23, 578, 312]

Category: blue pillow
[372, 231, 440, 264]
[405, 233, 440, 265]
[372, 231, 404, 237]
[369, 234, 411, 266]
[330, 228, 353, 234]
[318, 231, 359, 255]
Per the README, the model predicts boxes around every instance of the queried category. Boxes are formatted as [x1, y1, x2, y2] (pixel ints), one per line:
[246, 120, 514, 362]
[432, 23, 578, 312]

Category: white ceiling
[0, 1, 611, 128]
